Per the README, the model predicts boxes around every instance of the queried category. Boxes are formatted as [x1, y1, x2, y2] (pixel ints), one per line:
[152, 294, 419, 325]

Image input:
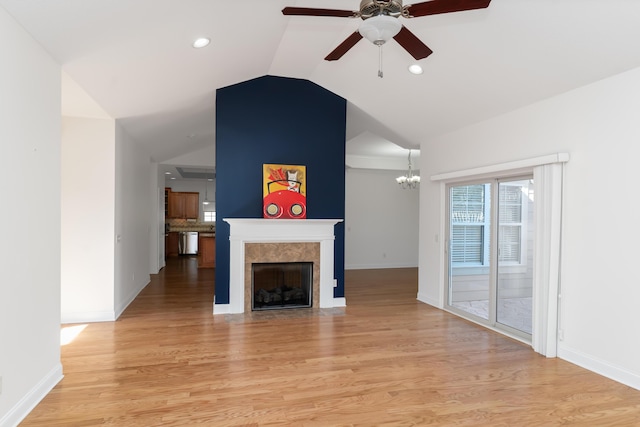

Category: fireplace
[217, 218, 344, 314]
[252, 262, 313, 310]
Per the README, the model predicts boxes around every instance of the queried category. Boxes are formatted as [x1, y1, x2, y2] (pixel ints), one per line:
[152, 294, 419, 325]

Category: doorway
[445, 177, 534, 339]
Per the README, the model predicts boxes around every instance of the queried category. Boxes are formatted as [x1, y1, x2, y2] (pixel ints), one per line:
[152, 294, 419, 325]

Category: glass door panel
[496, 179, 534, 334]
[448, 183, 492, 320]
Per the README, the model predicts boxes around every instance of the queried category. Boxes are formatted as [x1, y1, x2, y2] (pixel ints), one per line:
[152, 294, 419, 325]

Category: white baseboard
[213, 303, 231, 315]
[558, 345, 640, 391]
[61, 311, 115, 324]
[332, 297, 347, 307]
[61, 282, 149, 323]
[114, 277, 149, 320]
[61, 277, 150, 324]
[0, 363, 63, 427]
[345, 263, 418, 270]
[417, 292, 440, 308]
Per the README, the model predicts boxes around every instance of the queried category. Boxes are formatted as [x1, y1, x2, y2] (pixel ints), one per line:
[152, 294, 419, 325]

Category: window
[498, 184, 524, 263]
[451, 182, 529, 268]
[203, 211, 216, 222]
[450, 184, 490, 266]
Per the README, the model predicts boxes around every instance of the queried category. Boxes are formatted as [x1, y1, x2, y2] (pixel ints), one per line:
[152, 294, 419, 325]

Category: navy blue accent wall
[215, 75, 346, 305]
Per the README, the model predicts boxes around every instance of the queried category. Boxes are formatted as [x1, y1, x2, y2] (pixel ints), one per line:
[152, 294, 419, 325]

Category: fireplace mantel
[215, 218, 344, 314]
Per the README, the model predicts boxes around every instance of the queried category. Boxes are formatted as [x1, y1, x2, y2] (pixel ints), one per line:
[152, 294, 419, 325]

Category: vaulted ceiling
[3, 0, 640, 174]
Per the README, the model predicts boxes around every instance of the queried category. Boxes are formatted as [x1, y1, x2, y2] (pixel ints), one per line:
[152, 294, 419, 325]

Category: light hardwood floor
[21, 257, 640, 426]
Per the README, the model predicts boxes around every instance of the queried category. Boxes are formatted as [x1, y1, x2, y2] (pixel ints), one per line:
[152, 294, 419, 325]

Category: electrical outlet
[333, 279, 338, 288]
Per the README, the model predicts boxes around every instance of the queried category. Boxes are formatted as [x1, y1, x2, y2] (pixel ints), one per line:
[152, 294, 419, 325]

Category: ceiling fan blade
[282, 7, 358, 18]
[393, 26, 433, 60]
[406, 0, 491, 17]
[325, 31, 363, 61]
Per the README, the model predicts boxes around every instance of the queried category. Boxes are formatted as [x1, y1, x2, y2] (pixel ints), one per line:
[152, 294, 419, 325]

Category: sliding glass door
[496, 179, 534, 335]
[446, 177, 534, 338]
[448, 182, 492, 320]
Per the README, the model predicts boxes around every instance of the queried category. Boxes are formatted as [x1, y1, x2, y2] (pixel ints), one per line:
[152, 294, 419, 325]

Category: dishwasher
[178, 232, 198, 255]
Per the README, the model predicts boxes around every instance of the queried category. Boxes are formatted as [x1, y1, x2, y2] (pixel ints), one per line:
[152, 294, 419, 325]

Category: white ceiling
[4, 0, 640, 177]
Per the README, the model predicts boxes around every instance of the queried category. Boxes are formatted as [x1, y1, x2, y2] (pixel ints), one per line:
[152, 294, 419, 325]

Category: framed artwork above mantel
[262, 164, 307, 219]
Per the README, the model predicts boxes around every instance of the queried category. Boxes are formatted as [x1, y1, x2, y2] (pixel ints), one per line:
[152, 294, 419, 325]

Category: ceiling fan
[282, 0, 491, 65]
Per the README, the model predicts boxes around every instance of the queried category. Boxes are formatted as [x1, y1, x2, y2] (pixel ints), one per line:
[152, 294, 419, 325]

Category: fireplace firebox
[252, 262, 313, 311]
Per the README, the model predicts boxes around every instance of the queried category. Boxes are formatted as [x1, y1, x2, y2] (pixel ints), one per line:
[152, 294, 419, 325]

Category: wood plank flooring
[20, 257, 640, 426]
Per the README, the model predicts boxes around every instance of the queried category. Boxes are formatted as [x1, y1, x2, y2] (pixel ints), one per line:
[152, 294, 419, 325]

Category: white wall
[345, 168, 419, 269]
[114, 124, 152, 319]
[61, 117, 116, 323]
[419, 66, 640, 390]
[162, 144, 215, 168]
[0, 7, 63, 426]
[150, 164, 164, 274]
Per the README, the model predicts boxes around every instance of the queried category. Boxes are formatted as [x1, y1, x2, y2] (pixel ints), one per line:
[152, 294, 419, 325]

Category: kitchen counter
[169, 226, 215, 233]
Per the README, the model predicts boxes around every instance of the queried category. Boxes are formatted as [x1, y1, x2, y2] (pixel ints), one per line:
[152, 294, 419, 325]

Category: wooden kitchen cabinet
[166, 232, 179, 257]
[167, 191, 199, 219]
[167, 191, 184, 218]
[198, 234, 215, 268]
[184, 192, 199, 219]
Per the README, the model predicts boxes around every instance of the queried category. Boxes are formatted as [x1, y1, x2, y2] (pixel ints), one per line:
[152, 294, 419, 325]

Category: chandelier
[396, 149, 420, 189]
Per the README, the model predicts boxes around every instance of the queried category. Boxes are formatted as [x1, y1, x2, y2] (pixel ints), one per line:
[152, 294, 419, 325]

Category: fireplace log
[254, 282, 309, 309]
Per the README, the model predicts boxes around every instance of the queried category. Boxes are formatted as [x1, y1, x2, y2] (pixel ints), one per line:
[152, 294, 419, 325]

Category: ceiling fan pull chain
[378, 44, 384, 78]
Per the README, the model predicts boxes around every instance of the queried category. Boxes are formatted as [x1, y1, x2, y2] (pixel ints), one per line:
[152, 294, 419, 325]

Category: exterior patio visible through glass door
[448, 183, 491, 321]
[446, 177, 534, 338]
[496, 179, 534, 335]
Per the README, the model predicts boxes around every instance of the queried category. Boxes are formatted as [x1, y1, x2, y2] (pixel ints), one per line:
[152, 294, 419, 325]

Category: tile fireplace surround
[215, 218, 344, 314]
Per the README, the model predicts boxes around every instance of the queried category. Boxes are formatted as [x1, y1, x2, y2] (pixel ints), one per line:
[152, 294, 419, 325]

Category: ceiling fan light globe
[359, 15, 402, 45]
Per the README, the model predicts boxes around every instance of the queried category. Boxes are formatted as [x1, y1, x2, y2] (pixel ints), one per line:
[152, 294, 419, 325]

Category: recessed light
[192, 38, 210, 48]
[408, 64, 423, 75]
[170, 177, 176, 180]
[165, 172, 171, 175]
